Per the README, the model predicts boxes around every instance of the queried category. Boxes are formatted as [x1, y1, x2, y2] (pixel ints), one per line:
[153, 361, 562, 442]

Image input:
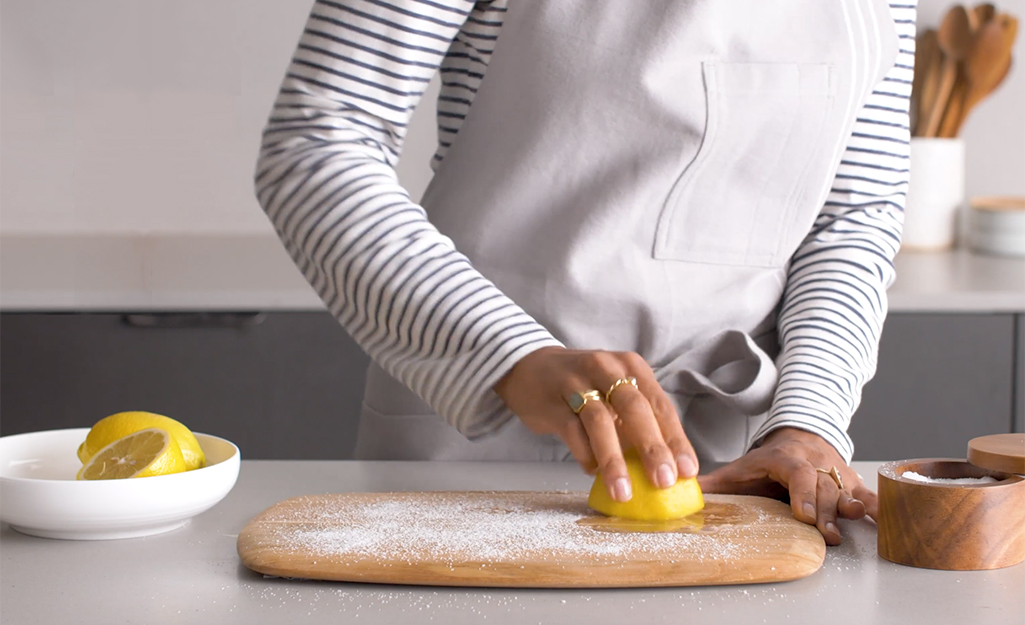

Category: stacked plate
[968, 196, 1025, 258]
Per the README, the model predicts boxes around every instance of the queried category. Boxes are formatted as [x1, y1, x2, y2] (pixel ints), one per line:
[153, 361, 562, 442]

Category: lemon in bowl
[76, 428, 187, 480]
[77, 411, 205, 472]
[0, 428, 240, 540]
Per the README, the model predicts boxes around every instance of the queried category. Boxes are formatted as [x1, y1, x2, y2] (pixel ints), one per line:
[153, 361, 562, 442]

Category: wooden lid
[969, 196, 1025, 212]
[967, 434, 1025, 474]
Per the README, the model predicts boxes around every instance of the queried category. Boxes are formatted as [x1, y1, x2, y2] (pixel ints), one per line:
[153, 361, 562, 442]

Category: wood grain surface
[968, 433, 1025, 474]
[878, 459, 1025, 571]
[237, 492, 826, 588]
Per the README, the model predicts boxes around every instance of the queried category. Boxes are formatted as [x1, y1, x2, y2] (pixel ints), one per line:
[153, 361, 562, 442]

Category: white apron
[355, 0, 898, 464]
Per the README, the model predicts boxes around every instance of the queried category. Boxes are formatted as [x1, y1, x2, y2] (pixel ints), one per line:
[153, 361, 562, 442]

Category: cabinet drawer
[850, 313, 1015, 460]
[0, 312, 370, 459]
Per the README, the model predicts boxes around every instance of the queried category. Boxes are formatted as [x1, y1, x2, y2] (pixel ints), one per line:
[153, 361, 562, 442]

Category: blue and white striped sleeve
[254, 0, 562, 438]
[749, 2, 917, 462]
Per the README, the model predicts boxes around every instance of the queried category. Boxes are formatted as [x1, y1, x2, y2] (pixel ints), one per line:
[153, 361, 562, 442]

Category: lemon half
[76, 428, 187, 480]
[588, 451, 704, 521]
[77, 411, 205, 471]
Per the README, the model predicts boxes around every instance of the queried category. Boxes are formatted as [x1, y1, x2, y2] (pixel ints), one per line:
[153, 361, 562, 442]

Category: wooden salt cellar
[877, 434, 1025, 571]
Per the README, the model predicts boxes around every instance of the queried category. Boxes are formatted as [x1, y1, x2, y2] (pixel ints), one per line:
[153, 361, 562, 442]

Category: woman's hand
[494, 346, 699, 502]
[698, 427, 875, 546]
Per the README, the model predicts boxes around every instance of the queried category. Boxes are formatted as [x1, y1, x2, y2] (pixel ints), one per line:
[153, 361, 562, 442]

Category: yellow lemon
[78, 411, 206, 471]
[77, 428, 186, 480]
[588, 451, 704, 521]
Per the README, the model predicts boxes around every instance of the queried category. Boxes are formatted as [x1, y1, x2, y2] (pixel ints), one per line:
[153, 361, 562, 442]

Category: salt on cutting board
[237, 492, 826, 588]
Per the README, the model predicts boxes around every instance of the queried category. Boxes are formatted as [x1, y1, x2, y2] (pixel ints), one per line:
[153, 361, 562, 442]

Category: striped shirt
[255, 0, 916, 462]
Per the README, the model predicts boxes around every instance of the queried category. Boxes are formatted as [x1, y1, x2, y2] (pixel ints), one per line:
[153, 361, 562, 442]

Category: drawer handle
[121, 313, 266, 329]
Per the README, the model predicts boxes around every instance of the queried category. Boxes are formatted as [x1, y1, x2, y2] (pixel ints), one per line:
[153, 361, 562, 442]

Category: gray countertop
[1, 460, 1022, 625]
[1, 234, 1023, 313]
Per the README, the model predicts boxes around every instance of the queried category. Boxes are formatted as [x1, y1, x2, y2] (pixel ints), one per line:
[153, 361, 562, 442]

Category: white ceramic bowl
[968, 196, 1025, 258]
[0, 428, 240, 540]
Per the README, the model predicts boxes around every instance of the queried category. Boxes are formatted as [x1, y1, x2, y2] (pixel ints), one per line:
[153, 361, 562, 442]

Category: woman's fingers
[837, 490, 867, 520]
[815, 471, 842, 546]
[586, 350, 680, 491]
[559, 417, 598, 475]
[852, 482, 879, 521]
[632, 364, 699, 478]
[575, 393, 631, 501]
[493, 346, 700, 499]
[604, 379, 678, 489]
[784, 462, 820, 526]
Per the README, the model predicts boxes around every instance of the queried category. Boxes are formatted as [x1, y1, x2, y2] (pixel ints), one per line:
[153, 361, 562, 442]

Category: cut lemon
[76, 428, 187, 480]
[77, 411, 205, 471]
[588, 450, 705, 521]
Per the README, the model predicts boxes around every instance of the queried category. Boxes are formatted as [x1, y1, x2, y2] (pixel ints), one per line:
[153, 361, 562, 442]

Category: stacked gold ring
[816, 466, 844, 490]
[567, 390, 603, 414]
[605, 376, 638, 403]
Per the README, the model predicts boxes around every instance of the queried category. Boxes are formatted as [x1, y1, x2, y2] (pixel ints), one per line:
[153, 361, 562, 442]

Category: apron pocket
[654, 61, 837, 267]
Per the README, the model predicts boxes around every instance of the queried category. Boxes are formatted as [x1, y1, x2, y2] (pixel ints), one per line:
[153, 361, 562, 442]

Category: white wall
[0, 0, 439, 234]
[1, 0, 1021, 235]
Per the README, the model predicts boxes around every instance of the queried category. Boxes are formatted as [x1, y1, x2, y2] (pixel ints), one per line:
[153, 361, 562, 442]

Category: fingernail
[677, 455, 698, 478]
[657, 464, 676, 488]
[613, 478, 632, 502]
[826, 522, 839, 535]
[803, 503, 816, 520]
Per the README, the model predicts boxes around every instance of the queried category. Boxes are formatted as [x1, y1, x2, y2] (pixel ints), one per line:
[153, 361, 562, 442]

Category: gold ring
[605, 376, 638, 403]
[568, 390, 603, 414]
[816, 466, 844, 490]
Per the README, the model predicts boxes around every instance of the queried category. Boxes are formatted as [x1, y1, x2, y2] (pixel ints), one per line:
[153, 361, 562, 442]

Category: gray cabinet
[1016, 315, 1024, 434]
[849, 313, 1017, 460]
[0, 312, 370, 459]
[1, 312, 1020, 461]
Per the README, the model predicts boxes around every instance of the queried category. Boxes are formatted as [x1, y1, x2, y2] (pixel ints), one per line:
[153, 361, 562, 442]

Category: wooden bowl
[877, 459, 1025, 570]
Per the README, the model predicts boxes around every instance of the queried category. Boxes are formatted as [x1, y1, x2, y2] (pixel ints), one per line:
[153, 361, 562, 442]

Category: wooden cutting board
[237, 492, 825, 588]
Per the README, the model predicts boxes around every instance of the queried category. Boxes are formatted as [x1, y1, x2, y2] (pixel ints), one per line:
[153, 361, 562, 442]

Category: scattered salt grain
[902, 471, 998, 485]
[255, 492, 763, 568]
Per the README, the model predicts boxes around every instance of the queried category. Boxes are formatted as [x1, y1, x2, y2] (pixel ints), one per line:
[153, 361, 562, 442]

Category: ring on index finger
[605, 376, 638, 403]
[567, 389, 603, 415]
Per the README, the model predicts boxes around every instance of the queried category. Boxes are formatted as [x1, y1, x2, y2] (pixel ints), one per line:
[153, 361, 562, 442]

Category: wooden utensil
[237, 492, 826, 588]
[937, 3, 998, 137]
[877, 459, 1025, 571]
[968, 433, 1025, 475]
[973, 3, 997, 26]
[921, 6, 974, 137]
[948, 14, 1017, 136]
[913, 29, 942, 135]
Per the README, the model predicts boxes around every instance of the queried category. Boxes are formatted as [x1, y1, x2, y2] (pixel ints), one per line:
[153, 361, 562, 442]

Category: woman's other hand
[494, 346, 699, 502]
[698, 427, 875, 546]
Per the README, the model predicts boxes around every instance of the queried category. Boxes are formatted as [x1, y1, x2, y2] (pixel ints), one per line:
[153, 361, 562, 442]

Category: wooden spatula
[913, 29, 942, 136]
[921, 6, 974, 137]
[948, 14, 1017, 136]
[938, 3, 997, 137]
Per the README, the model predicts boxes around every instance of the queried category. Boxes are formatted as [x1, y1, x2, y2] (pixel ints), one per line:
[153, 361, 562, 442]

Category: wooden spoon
[937, 4, 996, 137]
[951, 14, 1017, 135]
[912, 29, 941, 135]
[921, 6, 973, 137]
[973, 3, 997, 26]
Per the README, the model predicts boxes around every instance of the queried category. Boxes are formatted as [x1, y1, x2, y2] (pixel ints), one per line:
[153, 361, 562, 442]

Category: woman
[255, 0, 915, 545]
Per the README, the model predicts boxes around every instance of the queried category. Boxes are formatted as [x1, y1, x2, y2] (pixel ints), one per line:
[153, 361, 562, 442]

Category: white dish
[968, 196, 1025, 258]
[0, 428, 240, 540]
